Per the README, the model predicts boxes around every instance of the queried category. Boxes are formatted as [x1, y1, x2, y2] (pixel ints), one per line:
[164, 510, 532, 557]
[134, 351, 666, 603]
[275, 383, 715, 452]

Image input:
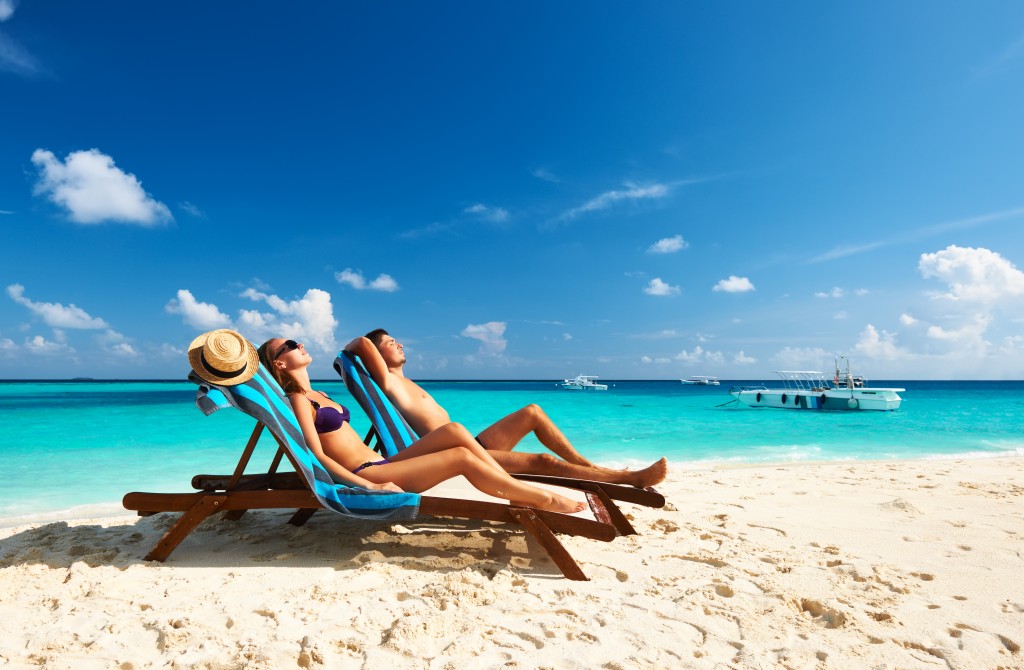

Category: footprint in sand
[798, 599, 847, 629]
[879, 498, 922, 517]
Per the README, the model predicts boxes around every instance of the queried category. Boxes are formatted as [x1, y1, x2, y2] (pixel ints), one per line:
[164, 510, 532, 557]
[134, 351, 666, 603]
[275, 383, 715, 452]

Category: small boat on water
[560, 374, 608, 391]
[681, 376, 721, 386]
[729, 356, 903, 411]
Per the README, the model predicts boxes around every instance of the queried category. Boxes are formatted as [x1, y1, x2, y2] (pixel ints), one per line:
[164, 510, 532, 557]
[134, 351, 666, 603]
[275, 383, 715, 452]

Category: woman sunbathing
[257, 338, 586, 514]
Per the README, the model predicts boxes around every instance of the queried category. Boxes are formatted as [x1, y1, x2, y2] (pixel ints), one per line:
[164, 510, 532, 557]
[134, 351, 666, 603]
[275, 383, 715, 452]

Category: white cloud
[0, 0, 16, 21]
[1001, 334, 1024, 353]
[240, 288, 339, 353]
[165, 290, 232, 330]
[640, 355, 652, 364]
[712, 276, 755, 293]
[464, 203, 510, 224]
[733, 350, 757, 365]
[531, 167, 560, 183]
[630, 329, 679, 340]
[674, 346, 724, 365]
[158, 343, 184, 359]
[925, 314, 992, 357]
[7, 284, 109, 329]
[108, 342, 138, 357]
[809, 242, 885, 264]
[95, 329, 137, 357]
[558, 182, 670, 222]
[900, 313, 918, 326]
[0, 2, 42, 78]
[563, 333, 573, 341]
[833, 311, 848, 320]
[643, 278, 680, 296]
[647, 235, 688, 254]
[31, 149, 172, 225]
[398, 222, 455, 240]
[919, 245, 1024, 303]
[24, 335, 71, 355]
[335, 268, 400, 292]
[460, 321, 507, 355]
[814, 287, 844, 299]
[973, 30, 1024, 79]
[853, 324, 903, 360]
[771, 347, 831, 369]
[179, 201, 205, 218]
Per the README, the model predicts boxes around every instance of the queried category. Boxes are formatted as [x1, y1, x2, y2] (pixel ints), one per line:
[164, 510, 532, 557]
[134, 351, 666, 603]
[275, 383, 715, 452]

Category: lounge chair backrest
[334, 350, 419, 458]
[189, 365, 420, 520]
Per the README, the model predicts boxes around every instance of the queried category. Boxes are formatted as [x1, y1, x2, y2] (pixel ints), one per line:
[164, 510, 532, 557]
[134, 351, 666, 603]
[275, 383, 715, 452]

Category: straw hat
[187, 329, 260, 386]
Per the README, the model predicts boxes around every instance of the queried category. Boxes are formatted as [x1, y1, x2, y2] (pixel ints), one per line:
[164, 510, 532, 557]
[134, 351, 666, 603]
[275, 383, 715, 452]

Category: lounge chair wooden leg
[587, 490, 638, 536]
[223, 510, 247, 521]
[288, 508, 317, 526]
[507, 507, 588, 581]
[144, 495, 227, 562]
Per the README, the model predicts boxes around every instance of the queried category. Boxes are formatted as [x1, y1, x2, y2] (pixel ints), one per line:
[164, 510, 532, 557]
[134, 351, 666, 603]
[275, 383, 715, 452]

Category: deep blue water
[1, 379, 1021, 526]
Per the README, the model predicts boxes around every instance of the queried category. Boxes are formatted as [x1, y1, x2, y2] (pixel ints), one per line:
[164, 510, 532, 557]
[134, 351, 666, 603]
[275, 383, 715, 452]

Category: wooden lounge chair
[123, 366, 618, 580]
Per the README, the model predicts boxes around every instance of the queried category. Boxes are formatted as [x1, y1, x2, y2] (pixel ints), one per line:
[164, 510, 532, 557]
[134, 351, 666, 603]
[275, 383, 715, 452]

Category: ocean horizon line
[3, 377, 1024, 384]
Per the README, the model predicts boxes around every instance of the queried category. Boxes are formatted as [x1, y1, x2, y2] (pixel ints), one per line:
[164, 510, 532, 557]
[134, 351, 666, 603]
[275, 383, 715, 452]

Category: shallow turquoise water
[1, 379, 1021, 526]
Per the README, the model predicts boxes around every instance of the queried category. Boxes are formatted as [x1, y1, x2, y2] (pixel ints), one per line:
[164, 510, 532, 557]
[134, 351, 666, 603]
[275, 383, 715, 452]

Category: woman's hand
[370, 481, 404, 493]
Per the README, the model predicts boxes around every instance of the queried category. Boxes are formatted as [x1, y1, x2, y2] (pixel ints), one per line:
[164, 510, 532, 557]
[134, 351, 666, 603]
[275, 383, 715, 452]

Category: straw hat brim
[187, 329, 260, 386]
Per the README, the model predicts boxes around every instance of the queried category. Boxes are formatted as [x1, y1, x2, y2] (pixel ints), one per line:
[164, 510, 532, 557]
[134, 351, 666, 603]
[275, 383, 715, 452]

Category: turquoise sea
[2, 379, 1023, 527]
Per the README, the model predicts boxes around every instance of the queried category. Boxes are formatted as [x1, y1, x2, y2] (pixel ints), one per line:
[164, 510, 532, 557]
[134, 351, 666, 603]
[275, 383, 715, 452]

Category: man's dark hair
[364, 328, 389, 347]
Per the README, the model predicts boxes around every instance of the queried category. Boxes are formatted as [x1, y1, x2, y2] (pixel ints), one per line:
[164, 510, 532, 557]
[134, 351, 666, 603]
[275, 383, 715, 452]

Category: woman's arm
[287, 393, 402, 492]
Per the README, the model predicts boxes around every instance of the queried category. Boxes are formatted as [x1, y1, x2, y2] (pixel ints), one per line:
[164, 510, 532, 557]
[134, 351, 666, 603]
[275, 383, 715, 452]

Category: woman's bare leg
[391, 422, 510, 475]
[360, 448, 586, 514]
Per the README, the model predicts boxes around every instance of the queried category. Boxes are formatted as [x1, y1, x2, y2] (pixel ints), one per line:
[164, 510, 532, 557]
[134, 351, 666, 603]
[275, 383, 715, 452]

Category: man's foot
[626, 457, 668, 488]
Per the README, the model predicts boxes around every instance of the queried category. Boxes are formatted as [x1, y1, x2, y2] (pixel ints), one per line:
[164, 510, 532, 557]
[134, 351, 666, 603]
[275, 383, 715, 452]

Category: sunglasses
[274, 340, 300, 360]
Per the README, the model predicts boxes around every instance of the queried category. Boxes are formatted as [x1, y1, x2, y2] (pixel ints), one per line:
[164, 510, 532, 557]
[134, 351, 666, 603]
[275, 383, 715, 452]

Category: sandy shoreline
[1, 458, 1022, 669]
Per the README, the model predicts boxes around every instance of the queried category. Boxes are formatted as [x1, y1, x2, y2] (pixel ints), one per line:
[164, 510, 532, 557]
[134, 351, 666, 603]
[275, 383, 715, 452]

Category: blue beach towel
[334, 350, 419, 458]
[189, 366, 420, 521]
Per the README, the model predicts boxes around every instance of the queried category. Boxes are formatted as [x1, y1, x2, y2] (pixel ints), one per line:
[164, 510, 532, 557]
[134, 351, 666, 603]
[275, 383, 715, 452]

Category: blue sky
[2, 2, 1024, 380]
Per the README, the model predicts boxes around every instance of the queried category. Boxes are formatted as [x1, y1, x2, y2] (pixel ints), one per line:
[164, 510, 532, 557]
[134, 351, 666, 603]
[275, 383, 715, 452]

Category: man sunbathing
[344, 330, 668, 488]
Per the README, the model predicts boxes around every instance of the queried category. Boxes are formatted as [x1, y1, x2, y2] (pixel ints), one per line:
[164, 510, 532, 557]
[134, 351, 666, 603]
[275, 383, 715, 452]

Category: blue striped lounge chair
[334, 350, 665, 539]
[123, 365, 616, 580]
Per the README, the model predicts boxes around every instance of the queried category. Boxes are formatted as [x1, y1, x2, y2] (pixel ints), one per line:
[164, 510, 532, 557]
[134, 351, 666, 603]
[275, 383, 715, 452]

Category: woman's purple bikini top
[310, 392, 350, 434]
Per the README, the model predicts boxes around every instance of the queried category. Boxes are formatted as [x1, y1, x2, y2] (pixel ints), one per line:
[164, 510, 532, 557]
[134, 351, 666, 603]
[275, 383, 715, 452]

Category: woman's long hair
[257, 339, 304, 396]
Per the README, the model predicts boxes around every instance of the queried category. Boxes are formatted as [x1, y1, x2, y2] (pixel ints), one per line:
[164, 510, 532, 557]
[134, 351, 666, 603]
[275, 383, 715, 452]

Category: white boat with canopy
[681, 376, 720, 386]
[729, 357, 903, 411]
[560, 374, 608, 391]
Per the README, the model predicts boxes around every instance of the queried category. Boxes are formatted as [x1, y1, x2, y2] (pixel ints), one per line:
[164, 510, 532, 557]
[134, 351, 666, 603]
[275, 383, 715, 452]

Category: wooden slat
[512, 474, 665, 508]
[191, 472, 304, 491]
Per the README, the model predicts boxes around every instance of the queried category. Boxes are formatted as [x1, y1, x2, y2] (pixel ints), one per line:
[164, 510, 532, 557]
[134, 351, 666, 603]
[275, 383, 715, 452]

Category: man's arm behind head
[343, 335, 392, 392]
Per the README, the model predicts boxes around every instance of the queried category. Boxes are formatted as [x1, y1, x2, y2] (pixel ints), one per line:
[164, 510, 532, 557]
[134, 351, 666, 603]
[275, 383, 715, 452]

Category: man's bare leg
[488, 450, 668, 489]
[475, 404, 596, 466]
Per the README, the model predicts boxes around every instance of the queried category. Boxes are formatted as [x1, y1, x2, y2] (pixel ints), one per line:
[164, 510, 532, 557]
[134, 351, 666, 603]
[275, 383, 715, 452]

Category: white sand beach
[1, 457, 1022, 669]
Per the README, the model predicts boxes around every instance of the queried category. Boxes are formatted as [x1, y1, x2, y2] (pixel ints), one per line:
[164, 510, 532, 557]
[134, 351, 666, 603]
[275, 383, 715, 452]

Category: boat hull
[731, 388, 903, 411]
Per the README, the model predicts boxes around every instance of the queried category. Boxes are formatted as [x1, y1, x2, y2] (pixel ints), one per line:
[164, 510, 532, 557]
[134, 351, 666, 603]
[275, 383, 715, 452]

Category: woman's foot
[544, 492, 586, 514]
[511, 493, 586, 514]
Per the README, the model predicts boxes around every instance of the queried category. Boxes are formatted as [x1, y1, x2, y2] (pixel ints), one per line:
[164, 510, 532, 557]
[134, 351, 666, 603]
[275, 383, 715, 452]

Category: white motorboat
[729, 357, 903, 411]
[681, 376, 720, 386]
[560, 374, 608, 391]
